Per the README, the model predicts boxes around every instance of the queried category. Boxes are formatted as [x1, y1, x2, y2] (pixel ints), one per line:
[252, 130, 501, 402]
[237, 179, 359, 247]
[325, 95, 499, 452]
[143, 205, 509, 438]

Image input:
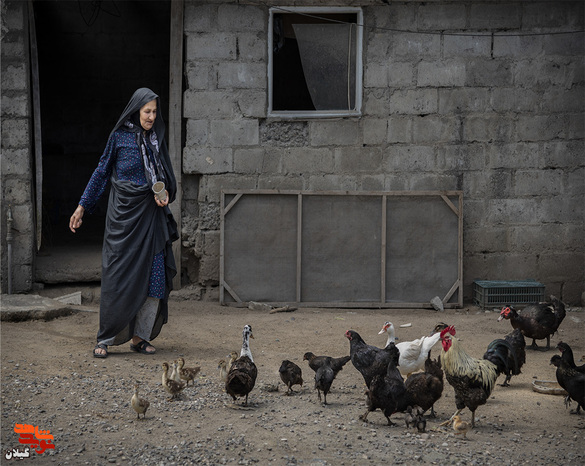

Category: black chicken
[404, 352, 444, 417]
[314, 363, 335, 405]
[303, 352, 351, 375]
[360, 341, 407, 425]
[279, 360, 303, 395]
[551, 354, 585, 414]
[345, 329, 398, 388]
[557, 341, 585, 373]
[483, 328, 526, 387]
[498, 295, 566, 350]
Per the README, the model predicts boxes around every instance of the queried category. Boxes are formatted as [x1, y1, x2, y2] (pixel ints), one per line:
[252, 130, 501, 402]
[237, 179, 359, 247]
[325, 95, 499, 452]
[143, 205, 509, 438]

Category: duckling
[131, 383, 150, 420]
[169, 361, 182, 384]
[226, 325, 257, 406]
[161, 362, 186, 401]
[177, 357, 200, 386]
[228, 351, 238, 369]
[453, 414, 472, 439]
[218, 359, 228, 383]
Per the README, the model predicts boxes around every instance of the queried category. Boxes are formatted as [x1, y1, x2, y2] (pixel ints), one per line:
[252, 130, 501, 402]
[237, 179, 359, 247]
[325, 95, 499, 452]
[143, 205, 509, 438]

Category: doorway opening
[33, 0, 170, 284]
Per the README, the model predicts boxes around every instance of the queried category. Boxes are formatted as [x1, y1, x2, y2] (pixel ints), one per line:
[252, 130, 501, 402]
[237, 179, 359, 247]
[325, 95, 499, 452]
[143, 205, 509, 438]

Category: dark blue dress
[79, 129, 165, 299]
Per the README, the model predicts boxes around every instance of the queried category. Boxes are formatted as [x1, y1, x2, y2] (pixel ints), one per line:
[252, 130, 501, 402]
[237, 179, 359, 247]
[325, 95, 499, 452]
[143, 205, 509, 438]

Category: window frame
[268, 6, 364, 119]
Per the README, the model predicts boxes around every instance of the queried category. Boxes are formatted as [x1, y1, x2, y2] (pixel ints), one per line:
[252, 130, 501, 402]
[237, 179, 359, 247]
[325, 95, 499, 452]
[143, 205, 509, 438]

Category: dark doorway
[33, 0, 170, 283]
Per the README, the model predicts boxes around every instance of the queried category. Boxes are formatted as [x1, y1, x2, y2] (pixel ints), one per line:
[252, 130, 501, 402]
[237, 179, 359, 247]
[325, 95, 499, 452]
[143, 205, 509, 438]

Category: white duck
[378, 321, 441, 377]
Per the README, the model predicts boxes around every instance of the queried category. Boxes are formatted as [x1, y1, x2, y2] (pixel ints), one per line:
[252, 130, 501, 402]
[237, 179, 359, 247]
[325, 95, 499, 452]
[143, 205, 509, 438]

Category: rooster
[439, 325, 513, 427]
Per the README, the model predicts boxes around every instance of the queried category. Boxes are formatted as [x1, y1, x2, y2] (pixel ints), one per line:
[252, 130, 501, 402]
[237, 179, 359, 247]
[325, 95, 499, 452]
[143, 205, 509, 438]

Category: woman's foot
[93, 343, 108, 358]
[130, 338, 156, 354]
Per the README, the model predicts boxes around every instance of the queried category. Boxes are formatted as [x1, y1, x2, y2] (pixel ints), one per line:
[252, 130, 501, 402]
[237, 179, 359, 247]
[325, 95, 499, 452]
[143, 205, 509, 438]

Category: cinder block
[237, 33, 266, 61]
[234, 148, 275, 174]
[257, 175, 305, 191]
[493, 35, 543, 58]
[383, 173, 410, 191]
[485, 142, 543, 170]
[538, 197, 584, 224]
[443, 35, 491, 58]
[390, 33, 440, 59]
[282, 148, 334, 175]
[0, 148, 30, 176]
[417, 61, 466, 87]
[186, 120, 208, 147]
[183, 147, 233, 175]
[514, 170, 562, 197]
[490, 88, 540, 113]
[184, 91, 235, 119]
[544, 33, 585, 56]
[218, 63, 266, 89]
[359, 174, 385, 191]
[466, 59, 512, 87]
[538, 252, 583, 283]
[486, 198, 539, 225]
[1, 118, 29, 148]
[543, 140, 584, 168]
[417, 4, 466, 30]
[363, 89, 392, 116]
[516, 115, 566, 142]
[218, 4, 265, 32]
[362, 119, 388, 146]
[198, 174, 257, 203]
[335, 147, 383, 173]
[209, 119, 259, 147]
[1, 93, 28, 117]
[523, 2, 580, 29]
[387, 116, 412, 143]
[185, 33, 236, 60]
[307, 174, 358, 191]
[390, 89, 438, 115]
[184, 4, 217, 33]
[199, 253, 219, 283]
[238, 91, 267, 119]
[439, 88, 491, 114]
[436, 144, 485, 171]
[408, 173, 460, 191]
[259, 121, 308, 147]
[309, 120, 359, 147]
[565, 168, 585, 196]
[465, 226, 512, 254]
[469, 3, 521, 29]
[384, 145, 435, 172]
[3, 178, 31, 206]
[366, 32, 392, 62]
[389, 62, 415, 87]
[364, 63, 389, 88]
[411, 115, 461, 144]
[185, 62, 211, 90]
[463, 114, 513, 143]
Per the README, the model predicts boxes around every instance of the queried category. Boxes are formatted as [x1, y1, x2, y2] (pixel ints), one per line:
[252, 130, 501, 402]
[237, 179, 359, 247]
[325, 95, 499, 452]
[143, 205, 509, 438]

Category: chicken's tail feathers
[484, 338, 516, 376]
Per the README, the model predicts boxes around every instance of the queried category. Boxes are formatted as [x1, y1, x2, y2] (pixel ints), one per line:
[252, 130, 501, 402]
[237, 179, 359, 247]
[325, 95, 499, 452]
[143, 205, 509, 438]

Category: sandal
[93, 343, 108, 359]
[130, 339, 156, 355]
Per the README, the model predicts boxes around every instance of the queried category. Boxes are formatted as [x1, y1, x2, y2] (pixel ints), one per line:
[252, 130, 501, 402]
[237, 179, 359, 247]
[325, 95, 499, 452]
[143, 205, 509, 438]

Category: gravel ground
[1, 295, 584, 465]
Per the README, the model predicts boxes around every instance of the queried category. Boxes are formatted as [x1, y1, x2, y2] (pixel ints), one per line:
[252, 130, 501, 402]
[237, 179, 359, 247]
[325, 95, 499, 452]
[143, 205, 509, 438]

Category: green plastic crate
[473, 280, 545, 309]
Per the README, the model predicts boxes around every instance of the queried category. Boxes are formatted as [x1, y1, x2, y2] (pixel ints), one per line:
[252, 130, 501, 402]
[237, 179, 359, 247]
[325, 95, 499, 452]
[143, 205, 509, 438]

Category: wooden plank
[28, 1, 42, 250]
[296, 193, 303, 302]
[380, 194, 387, 303]
[220, 192, 225, 304]
[168, 0, 184, 290]
[224, 193, 243, 215]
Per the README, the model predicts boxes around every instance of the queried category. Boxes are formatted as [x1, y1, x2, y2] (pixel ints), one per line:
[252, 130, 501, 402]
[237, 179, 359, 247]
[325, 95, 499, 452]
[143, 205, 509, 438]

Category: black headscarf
[97, 88, 178, 345]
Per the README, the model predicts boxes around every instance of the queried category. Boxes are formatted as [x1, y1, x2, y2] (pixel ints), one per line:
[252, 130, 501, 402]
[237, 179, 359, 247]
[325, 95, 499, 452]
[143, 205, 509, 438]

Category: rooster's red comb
[440, 325, 456, 338]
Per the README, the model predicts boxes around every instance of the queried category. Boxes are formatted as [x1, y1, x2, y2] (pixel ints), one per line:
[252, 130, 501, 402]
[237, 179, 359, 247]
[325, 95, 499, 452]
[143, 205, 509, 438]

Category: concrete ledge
[0, 294, 96, 322]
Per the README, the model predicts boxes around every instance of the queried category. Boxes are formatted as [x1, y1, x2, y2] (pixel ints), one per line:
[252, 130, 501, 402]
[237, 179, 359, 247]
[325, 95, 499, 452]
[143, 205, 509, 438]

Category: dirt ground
[1, 294, 584, 465]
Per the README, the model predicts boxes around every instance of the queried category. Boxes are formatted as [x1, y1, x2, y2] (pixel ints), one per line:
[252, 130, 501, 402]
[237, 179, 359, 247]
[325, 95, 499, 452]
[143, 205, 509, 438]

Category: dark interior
[33, 0, 170, 253]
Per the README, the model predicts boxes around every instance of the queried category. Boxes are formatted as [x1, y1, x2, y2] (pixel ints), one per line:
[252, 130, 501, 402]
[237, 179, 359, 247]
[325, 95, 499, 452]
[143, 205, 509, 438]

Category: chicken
[314, 363, 335, 405]
[439, 325, 514, 427]
[498, 295, 566, 350]
[415, 413, 427, 433]
[378, 321, 441, 377]
[404, 352, 444, 417]
[404, 405, 418, 429]
[279, 360, 303, 395]
[453, 414, 472, 438]
[176, 357, 200, 386]
[303, 352, 351, 374]
[218, 359, 228, 383]
[131, 383, 149, 420]
[161, 362, 186, 400]
[557, 341, 585, 373]
[225, 324, 257, 406]
[483, 328, 526, 387]
[345, 329, 398, 388]
[360, 341, 408, 425]
[551, 353, 585, 414]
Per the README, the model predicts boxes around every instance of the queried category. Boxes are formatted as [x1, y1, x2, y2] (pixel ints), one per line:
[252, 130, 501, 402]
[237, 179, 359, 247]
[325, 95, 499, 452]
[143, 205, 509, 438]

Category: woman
[69, 88, 178, 358]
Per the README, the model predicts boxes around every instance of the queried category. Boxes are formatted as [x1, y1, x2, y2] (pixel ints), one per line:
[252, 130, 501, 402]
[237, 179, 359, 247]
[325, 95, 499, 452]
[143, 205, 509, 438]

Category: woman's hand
[69, 205, 85, 233]
[154, 190, 169, 207]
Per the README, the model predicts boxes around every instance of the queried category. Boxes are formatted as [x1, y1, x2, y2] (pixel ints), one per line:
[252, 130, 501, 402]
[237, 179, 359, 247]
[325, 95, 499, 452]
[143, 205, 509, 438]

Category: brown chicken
[404, 352, 444, 417]
[498, 295, 566, 350]
[279, 360, 303, 395]
[439, 325, 513, 427]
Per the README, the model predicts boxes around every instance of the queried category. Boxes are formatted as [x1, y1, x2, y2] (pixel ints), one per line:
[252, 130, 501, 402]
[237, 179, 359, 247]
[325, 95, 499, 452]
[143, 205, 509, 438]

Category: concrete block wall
[1, 0, 35, 293]
[183, 1, 582, 305]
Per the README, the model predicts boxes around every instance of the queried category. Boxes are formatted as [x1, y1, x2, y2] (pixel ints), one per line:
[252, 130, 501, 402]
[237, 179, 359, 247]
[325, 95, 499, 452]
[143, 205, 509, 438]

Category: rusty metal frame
[220, 190, 463, 309]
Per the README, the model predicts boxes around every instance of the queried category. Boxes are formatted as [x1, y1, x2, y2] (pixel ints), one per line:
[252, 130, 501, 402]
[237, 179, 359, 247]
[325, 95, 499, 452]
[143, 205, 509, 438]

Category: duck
[225, 325, 258, 406]
[218, 359, 229, 383]
[378, 321, 442, 377]
[176, 357, 200, 386]
[131, 383, 150, 420]
[498, 295, 566, 350]
[161, 362, 186, 401]
[228, 351, 239, 369]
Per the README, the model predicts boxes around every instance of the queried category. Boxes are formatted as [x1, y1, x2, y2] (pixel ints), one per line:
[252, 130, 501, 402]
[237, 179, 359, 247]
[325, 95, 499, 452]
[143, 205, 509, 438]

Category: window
[268, 7, 363, 118]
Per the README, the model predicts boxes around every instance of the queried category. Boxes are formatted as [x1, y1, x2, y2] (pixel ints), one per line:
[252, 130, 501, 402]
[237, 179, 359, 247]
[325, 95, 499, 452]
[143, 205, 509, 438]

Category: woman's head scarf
[110, 88, 177, 202]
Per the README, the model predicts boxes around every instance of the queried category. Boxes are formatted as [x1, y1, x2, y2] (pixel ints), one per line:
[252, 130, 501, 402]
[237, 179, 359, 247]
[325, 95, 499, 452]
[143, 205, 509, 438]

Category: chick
[404, 405, 417, 428]
[415, 414, 426, 433]
[162, 362, 186, 401]
[131, 383, 150, 420]
[453, 414, 471, 439]
[177, 357, 201, 386]
[218, 359, 228, 383]
[279, 360, 303, 395]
